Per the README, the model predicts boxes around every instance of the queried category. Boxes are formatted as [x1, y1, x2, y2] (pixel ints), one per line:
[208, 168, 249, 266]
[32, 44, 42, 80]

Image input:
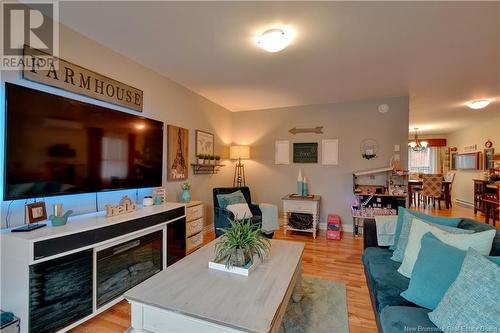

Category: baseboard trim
[454, 199, 474, 209]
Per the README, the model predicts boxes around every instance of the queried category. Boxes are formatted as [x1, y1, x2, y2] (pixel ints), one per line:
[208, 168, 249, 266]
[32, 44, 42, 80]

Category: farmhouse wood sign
[23, 46, 143, 112]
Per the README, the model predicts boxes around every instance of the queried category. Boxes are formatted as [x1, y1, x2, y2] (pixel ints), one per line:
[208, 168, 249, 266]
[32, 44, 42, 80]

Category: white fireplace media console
[0, 202, 185, 333]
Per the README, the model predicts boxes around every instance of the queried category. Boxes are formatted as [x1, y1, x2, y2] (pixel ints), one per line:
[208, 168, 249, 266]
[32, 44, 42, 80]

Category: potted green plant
[210, 154, 216, 165]
[214, 155, 221, 165]
[196, 154, 204, 165]
[181, 182, 191, 203]
[214, 219, 270, 268]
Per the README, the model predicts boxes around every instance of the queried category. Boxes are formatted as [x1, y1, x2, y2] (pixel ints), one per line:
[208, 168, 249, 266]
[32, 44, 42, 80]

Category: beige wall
[231, 97, 409, 231]
[0, 24, 234, 228]
[0, 20, 412, 231]
[447, 114, 500, 205]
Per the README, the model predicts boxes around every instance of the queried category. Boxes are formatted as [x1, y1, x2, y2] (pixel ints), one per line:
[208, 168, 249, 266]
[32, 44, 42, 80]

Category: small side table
[282, 194, 321, 238]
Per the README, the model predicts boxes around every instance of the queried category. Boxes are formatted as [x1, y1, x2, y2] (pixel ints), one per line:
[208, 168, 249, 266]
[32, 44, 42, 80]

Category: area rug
[279, 277, 349, 333]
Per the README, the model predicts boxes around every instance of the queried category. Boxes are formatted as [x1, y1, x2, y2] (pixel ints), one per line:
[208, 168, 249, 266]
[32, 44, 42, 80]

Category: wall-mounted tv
[454, 152, 480, 170]
[4, 83, 163, 200]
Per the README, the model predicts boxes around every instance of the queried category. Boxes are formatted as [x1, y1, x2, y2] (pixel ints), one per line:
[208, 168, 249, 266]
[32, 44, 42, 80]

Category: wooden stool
[484, 199, 499, 227]
[483, 184, 499, 227]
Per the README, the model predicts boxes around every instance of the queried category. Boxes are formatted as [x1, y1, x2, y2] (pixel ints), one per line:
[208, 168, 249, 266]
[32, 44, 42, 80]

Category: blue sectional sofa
[362, 218, 500, 333]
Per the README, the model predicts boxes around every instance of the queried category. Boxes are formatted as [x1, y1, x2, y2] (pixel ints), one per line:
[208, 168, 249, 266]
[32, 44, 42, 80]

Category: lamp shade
[230, 145, 250, 160]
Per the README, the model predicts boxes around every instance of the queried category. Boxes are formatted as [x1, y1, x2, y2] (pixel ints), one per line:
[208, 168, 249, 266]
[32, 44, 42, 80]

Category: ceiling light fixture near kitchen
[256, 28, 293, 53]
[466, 99, 491, 110]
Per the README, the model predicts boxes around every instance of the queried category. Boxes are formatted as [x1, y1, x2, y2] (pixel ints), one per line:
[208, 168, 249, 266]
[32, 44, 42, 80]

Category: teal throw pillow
[390, 207, 463, 258]
[391, 214, 471, 263]
[401, 233, 500, 310]
[217, 190, 247, 209]
[428, 248, 500, 333]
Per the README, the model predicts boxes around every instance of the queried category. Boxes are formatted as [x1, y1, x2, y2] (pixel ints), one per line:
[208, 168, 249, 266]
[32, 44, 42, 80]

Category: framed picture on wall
[484, 148, 494, 170]
[293, 143, 318, 163]
[196, 130, 214, 157]
[167, 125, 189, 181]
[450, 151, 457, 170]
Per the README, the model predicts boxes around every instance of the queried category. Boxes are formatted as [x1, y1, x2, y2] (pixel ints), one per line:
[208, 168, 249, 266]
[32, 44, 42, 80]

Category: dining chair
[444, 171, 456, 183]
[421, 174, 443, 209]
[439, 171, 456, 208]
[409, 173, 423, 207]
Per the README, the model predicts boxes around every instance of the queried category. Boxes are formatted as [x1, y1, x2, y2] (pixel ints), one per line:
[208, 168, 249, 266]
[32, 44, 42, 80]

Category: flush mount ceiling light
[466, 99, 491, 110]
[256, 28, 292, 52]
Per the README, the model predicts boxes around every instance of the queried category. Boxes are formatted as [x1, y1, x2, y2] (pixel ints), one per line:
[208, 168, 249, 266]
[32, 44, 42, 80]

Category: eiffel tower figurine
[170, 128, 187, 179]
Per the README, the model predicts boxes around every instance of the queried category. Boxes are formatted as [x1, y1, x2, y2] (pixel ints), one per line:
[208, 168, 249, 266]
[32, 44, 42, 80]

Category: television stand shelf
[0, 203, 185, 333]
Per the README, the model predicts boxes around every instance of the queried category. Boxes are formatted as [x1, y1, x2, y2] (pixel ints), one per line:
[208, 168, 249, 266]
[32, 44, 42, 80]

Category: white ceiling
[59, 1, 500, 134]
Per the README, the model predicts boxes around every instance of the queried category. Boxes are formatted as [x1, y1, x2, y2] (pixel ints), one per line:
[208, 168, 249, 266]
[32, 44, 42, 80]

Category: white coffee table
[124, 239, 304, 333]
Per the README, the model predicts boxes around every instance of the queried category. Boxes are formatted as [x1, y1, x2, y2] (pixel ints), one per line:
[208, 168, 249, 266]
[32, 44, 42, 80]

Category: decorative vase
[181, 189, 191, 203]
[49, 210, 73, 227]
[302, 176, 308, 196]
[143, 196, 154, 206]
[297, 168, 304, 196]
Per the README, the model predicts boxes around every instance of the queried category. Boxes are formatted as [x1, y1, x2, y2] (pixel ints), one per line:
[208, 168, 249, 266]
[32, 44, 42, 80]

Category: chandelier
[408, 128, 428, 151]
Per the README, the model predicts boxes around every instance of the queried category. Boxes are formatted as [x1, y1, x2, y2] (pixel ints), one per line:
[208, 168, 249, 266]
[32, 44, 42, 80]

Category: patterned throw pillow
[391, 213, 470, 263]
[226, 203, 253, 220]
[401, 233, 500, 310]
[216, 190, 247, 209]
[428, 248, 500, 333]
[398, 218, 494, 278]
[390, 207, 462, 253]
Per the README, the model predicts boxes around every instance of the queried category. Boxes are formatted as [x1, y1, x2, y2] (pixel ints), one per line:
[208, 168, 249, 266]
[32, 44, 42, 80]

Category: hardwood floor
[71, 204, 492, 333]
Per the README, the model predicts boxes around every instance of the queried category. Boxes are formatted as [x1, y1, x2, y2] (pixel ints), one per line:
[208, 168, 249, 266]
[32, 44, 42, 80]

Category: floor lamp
[230, 145, 250, 187]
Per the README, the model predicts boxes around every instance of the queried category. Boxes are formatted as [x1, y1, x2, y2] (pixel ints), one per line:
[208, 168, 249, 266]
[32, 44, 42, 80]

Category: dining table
[408, 179, 452, 209]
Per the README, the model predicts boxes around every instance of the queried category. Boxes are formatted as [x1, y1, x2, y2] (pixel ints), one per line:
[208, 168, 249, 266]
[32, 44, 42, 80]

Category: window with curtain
[408, 147, 442, 174]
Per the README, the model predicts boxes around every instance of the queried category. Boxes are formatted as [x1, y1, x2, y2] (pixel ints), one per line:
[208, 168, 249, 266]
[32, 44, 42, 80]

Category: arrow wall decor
[289, 126, 324, 135]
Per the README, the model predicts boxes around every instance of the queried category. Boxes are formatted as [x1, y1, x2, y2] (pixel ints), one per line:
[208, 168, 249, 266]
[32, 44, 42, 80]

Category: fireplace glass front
[96, 230, 162, 308]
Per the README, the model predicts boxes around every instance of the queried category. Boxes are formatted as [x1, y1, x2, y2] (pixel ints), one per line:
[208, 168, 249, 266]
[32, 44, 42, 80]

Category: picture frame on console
[26, 202, 47, 224]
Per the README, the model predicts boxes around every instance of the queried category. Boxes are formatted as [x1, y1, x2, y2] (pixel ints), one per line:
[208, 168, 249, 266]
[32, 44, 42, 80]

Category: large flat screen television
[4, 83, 163, 200]
[454, 152, 480, 170]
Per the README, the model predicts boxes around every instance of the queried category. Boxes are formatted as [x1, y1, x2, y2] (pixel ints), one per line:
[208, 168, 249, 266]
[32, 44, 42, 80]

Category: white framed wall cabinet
[275, 140, 290, 165]
[322, 139, 339, 165]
